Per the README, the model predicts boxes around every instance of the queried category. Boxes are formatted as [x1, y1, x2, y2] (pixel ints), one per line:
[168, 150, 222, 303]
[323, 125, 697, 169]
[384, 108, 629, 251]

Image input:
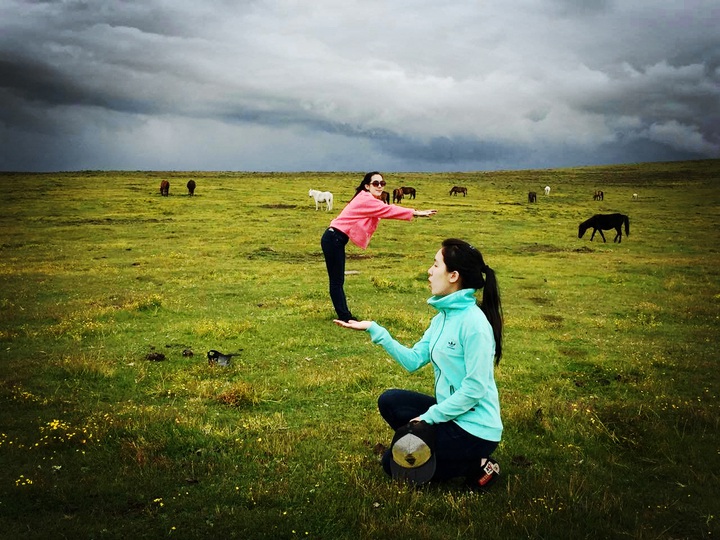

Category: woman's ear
[448, 270, 460, 283]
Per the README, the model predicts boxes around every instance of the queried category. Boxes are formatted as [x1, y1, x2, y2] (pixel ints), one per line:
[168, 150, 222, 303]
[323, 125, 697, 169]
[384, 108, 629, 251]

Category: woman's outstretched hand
[333, 319, 372, 331]
[413, 209, 437, 217]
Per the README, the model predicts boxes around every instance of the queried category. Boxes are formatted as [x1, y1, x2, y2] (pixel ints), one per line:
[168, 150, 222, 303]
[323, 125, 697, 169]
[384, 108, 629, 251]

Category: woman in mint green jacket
[335, 238, 503, 487]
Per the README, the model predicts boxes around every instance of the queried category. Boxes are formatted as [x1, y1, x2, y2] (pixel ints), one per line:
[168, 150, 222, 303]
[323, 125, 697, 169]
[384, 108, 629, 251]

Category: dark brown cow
[187, 179, 196, 195]
[392, 188, 404, 204]
[400, 186, 416, 199]
[528, 191, 537, 203]
[449, 186, 467, 196]
[160, 180, 170, 196]
[380, 190, 390, 204]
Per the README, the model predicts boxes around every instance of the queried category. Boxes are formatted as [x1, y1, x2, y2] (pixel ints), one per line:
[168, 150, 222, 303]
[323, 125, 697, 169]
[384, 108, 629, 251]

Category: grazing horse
[187, 179, 196, 196]
[380, 190, 390, 204]
[593, 190, 604, 201]
[160, 180, 170, 196]
[400, 186, 416, 199]
[449, 186, 467, 196]
[528, 191, 537, 203]
[392, 188, 404, 204]
[632, 193, 638, 200]
[544, 186, 551, 196]
[309, 189, 333, 211]
[578, 213, 630, 243]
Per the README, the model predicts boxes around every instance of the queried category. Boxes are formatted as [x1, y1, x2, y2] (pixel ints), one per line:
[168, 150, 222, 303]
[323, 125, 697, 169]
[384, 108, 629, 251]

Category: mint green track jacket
[367, 288, 502, 442]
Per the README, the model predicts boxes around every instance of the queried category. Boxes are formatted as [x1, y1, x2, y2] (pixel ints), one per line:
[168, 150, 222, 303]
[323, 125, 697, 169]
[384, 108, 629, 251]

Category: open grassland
[1, 160, 719, 539]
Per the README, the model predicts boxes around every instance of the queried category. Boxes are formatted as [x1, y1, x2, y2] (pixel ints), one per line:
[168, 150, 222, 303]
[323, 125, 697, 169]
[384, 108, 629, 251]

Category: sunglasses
[370, 180, 387, 187]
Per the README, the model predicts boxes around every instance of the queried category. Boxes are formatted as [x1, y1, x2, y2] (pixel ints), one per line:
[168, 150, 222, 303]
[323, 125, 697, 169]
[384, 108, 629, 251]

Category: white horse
[309, 189, 333, 211]
[544, 185, 551, 196]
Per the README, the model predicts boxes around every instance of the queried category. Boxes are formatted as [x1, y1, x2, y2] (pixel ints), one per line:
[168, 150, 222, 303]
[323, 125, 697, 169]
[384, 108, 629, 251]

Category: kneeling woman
[335, 238, 503, 486]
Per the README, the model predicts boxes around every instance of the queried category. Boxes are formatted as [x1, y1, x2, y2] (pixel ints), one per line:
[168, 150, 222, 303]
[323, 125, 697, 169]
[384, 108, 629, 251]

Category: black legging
[378, 388, 498, 481]
[321, 227, 355, 321]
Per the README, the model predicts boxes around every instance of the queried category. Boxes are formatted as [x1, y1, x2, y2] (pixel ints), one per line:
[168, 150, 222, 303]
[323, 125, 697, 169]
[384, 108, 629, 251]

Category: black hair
[351, 171, 381, 200]
[441, 238, 503, 364]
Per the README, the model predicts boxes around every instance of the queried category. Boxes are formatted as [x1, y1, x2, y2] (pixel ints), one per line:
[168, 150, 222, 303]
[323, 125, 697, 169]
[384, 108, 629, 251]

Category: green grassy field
[1, 161, 719, 539]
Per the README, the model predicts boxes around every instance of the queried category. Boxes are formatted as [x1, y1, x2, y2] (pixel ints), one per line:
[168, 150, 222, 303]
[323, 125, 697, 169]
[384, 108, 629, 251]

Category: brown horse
[593, 190, 604, 201]
[400, 186, 416, 199]
[449, 186, 467, 196]
[187, 179, 196, 195]
[528, 191, 537, 203]
[392, 188, 404, 204]
[160, 180, 170, 196]
[380, 190, 390, 204]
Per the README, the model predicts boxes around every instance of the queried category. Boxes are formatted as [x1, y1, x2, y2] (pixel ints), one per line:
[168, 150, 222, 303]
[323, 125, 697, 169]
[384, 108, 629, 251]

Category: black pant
[321, 227, 354, 321]
[378, 389, 498, 481]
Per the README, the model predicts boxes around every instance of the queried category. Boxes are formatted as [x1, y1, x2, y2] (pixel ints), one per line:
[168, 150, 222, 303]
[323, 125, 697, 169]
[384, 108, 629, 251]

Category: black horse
[578, 213, 629, 243]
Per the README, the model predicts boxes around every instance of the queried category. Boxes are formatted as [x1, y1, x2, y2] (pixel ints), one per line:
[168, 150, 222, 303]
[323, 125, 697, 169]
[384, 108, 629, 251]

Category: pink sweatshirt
[329, 190, 415, 249]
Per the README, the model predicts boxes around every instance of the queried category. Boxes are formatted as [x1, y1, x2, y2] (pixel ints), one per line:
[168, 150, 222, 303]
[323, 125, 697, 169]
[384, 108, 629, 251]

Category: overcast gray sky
[1, 0, 718, 172]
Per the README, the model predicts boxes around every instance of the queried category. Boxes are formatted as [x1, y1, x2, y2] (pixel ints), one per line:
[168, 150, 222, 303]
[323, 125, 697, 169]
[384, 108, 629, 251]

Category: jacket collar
[427, 288, 477, 312]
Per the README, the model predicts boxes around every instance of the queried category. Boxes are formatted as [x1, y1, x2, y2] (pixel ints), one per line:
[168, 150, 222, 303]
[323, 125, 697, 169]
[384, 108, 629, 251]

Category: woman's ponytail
[479, 266, 503, 365]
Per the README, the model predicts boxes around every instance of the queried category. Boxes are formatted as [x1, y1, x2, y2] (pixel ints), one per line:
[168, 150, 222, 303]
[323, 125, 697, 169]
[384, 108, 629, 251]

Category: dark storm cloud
[0, 54, 158, 114]
[547, 0, 613, 17]
[0, 0, 718, 171]
[380, 136, 516, 166]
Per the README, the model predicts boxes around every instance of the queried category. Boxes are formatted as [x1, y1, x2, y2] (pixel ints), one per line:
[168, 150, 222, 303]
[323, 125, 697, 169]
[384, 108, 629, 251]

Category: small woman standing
[335, 239, 503, 487]
[321, 171, 436, 322]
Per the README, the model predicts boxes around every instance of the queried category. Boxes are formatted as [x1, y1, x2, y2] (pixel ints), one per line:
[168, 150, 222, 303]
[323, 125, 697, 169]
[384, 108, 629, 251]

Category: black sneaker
[467, 457, 500, 490]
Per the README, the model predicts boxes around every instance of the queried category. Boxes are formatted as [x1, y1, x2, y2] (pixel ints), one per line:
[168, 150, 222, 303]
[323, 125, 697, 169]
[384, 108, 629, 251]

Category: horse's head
[578, 223, 586, 238]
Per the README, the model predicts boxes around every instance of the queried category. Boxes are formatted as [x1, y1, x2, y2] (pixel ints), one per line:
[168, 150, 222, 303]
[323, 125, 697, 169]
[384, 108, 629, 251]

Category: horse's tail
[624, 215, 630, 236]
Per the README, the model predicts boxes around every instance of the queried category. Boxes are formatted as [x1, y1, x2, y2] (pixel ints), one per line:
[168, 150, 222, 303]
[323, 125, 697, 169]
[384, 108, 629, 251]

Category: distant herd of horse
[159, 179, 195, 196]
[393, 186, 417, 203]
[305, 183, 631, 243]
[159, 179, 632, 243]
[527, 186, 552, 202]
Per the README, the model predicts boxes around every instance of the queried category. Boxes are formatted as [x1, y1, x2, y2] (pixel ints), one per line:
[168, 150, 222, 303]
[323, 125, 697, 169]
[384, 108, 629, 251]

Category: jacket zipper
[429, 312, 446, 393]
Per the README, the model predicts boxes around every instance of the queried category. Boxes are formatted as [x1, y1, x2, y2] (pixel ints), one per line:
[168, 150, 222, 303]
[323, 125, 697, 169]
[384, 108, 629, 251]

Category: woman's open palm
[333, 319, 372, 331]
